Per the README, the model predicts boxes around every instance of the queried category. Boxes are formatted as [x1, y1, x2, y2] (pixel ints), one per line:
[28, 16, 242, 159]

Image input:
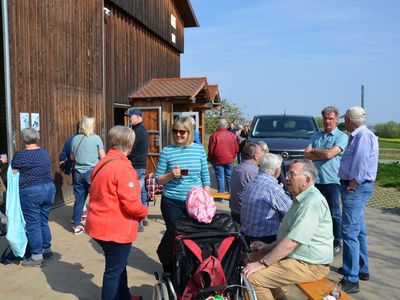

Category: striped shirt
[241, 172, 292, 238]
[155, 143, 211, 201]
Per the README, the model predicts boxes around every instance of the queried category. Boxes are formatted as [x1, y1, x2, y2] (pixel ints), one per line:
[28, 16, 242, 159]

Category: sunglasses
[173, 129, 188, 135]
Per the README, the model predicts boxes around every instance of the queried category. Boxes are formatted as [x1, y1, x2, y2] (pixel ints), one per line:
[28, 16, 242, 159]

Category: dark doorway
[113, 106, 128, 126]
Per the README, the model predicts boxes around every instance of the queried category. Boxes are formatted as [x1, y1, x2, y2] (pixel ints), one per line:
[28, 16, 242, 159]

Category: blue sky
[181, 0, 400, 125]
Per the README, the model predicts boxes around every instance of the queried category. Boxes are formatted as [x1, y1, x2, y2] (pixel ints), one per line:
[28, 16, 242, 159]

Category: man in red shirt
[208, 119, 239, 193]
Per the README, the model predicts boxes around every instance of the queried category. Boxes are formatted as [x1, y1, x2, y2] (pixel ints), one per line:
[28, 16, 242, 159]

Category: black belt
[340, 179, 372, 186]
[340, 179, 350, 186]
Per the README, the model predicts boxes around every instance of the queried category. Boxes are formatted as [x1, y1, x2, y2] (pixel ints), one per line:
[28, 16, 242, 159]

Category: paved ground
[0, 197, 399, 299]
[368, 185, 400, 212]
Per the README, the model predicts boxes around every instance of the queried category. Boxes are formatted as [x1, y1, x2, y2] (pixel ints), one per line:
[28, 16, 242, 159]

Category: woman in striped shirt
[155, 117, 210, 271]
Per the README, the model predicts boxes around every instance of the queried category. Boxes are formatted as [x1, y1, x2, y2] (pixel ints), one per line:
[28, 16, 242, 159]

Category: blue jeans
[212, 162, 234, 193]
[158, 196, 188, 272]
[95, 239, 132, 300]
[73, 169, 93, 226]
[340, 181, 374, 283]
[316, 183, 341, 247]
[135, 168, 148, 206]
[237, 153, 242, 164]
[19, 182, 56, 256]
[160, 195, 188, 233]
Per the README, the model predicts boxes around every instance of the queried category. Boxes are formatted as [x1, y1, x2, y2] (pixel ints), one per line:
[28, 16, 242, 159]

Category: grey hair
[259, 153, 283, 176]
[256, 141, 269, 153]
[289, 159, 318, 181]
[321, 106, 339, 117]
[218, 119, 228, 129]
[108, 126, 135, 152]
[22, 127, 40, 144]
[241, 142, 259, 160]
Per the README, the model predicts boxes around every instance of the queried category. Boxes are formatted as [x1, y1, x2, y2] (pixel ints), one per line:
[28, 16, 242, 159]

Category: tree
[205, 99, 250, 134]
[315, 116, 323, 129]
[375, 121, 400, 138]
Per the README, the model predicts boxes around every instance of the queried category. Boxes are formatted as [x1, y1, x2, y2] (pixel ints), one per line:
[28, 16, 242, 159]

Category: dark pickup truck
[247, 114, 320, 168]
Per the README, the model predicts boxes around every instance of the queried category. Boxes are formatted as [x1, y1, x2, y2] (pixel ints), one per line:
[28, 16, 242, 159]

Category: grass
[378, 138, 400, 160]
[379, 139, 400, 149]
[376, 162, 400, 189]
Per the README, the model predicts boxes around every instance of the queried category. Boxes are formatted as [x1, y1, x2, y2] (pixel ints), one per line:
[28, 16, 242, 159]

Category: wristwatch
[260, 257, 269, 267]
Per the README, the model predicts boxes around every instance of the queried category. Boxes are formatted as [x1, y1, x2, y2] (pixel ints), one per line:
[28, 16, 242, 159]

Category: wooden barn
[129, 77, 221, 172]
[0, 0, 220, 205]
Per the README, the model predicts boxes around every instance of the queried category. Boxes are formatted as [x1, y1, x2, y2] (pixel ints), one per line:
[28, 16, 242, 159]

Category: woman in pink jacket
[85, 126, 148, 300]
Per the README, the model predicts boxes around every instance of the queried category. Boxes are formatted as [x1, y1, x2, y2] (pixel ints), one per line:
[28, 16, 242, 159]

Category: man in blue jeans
[337, 106, 379, 294]
[304, 106, 348, 256]
[126, 108, 150, 232]
[208, 119, 238, 194]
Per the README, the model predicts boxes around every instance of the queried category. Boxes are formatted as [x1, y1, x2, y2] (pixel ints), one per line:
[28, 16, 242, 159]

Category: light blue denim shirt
[338, 125, 379, 184]
[311, 127, 348, 184]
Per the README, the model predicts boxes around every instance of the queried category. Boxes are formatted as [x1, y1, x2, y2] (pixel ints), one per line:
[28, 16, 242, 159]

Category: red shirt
[208, 128, 239, 164]
[85, 149, 148, 243]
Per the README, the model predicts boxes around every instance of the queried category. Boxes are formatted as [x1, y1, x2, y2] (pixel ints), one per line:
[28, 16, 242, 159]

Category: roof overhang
[174, 0, 199, 27]
[129, 77, 220, 109]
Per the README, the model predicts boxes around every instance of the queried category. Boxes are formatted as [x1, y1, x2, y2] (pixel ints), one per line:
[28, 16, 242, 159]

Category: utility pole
[361, 85, 364, 108]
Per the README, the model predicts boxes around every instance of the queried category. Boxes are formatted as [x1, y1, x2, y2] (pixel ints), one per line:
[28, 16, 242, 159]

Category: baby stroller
[153, 213, 257, 300]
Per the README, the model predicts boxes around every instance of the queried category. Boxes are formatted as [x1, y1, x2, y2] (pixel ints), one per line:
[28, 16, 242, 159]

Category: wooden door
[133, 106, 162, 173]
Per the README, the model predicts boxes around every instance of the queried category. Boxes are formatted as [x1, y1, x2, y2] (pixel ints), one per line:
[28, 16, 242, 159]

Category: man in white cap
[337, 106, 379, 293]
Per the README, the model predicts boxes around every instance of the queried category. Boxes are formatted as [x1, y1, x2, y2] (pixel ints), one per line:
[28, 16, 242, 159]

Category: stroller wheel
[161, 281, 170, 300]
[239, 273, 257, 300]
[152, 282, 170, 300]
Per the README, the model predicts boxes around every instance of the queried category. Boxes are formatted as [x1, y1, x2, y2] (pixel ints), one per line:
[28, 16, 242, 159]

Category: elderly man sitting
[240, 153, 292, 245]
[243, 160, 333, 300]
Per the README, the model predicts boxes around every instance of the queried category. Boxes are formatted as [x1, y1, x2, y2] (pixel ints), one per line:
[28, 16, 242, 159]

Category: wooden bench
[296, 278, 352, 300]
[210, 192, 231, 200]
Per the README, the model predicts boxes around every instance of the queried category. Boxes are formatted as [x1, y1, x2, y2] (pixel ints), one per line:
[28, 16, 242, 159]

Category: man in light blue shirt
[337, 106, 379, 294]
[304, 106, 348, 256]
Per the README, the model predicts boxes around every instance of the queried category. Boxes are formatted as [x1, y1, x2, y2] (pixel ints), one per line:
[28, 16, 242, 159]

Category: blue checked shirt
[240, 172, 292, 238]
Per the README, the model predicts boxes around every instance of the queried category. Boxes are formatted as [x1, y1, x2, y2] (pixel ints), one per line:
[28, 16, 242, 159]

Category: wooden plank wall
[0, 15, 6, 155]
[6, 0, 104, 204]
[104, 5, 181, 131]
[108, 0, 185, 52]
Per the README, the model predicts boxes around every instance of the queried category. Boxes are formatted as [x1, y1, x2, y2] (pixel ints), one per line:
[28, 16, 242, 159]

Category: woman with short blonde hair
[155, 116, 210, 272]
[171, 117, 194, 146]
[79, 116, 96, 136]
[71, 116, 105, 235]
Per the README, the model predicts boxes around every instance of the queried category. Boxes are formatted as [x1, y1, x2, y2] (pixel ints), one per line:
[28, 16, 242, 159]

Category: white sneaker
[73, 225, 85, 235]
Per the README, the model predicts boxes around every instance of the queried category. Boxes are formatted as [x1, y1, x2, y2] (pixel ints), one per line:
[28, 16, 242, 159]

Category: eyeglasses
[173, 129, 188, 135]
[286, 171, 304, 178]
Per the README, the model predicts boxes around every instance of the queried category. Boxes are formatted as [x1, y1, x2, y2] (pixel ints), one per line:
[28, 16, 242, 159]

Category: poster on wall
[20, 113, 30, 131]
[31, 113, 40, 131]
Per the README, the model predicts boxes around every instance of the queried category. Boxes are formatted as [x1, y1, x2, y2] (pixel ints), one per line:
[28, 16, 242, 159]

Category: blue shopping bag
[5, 165, 27, 258]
